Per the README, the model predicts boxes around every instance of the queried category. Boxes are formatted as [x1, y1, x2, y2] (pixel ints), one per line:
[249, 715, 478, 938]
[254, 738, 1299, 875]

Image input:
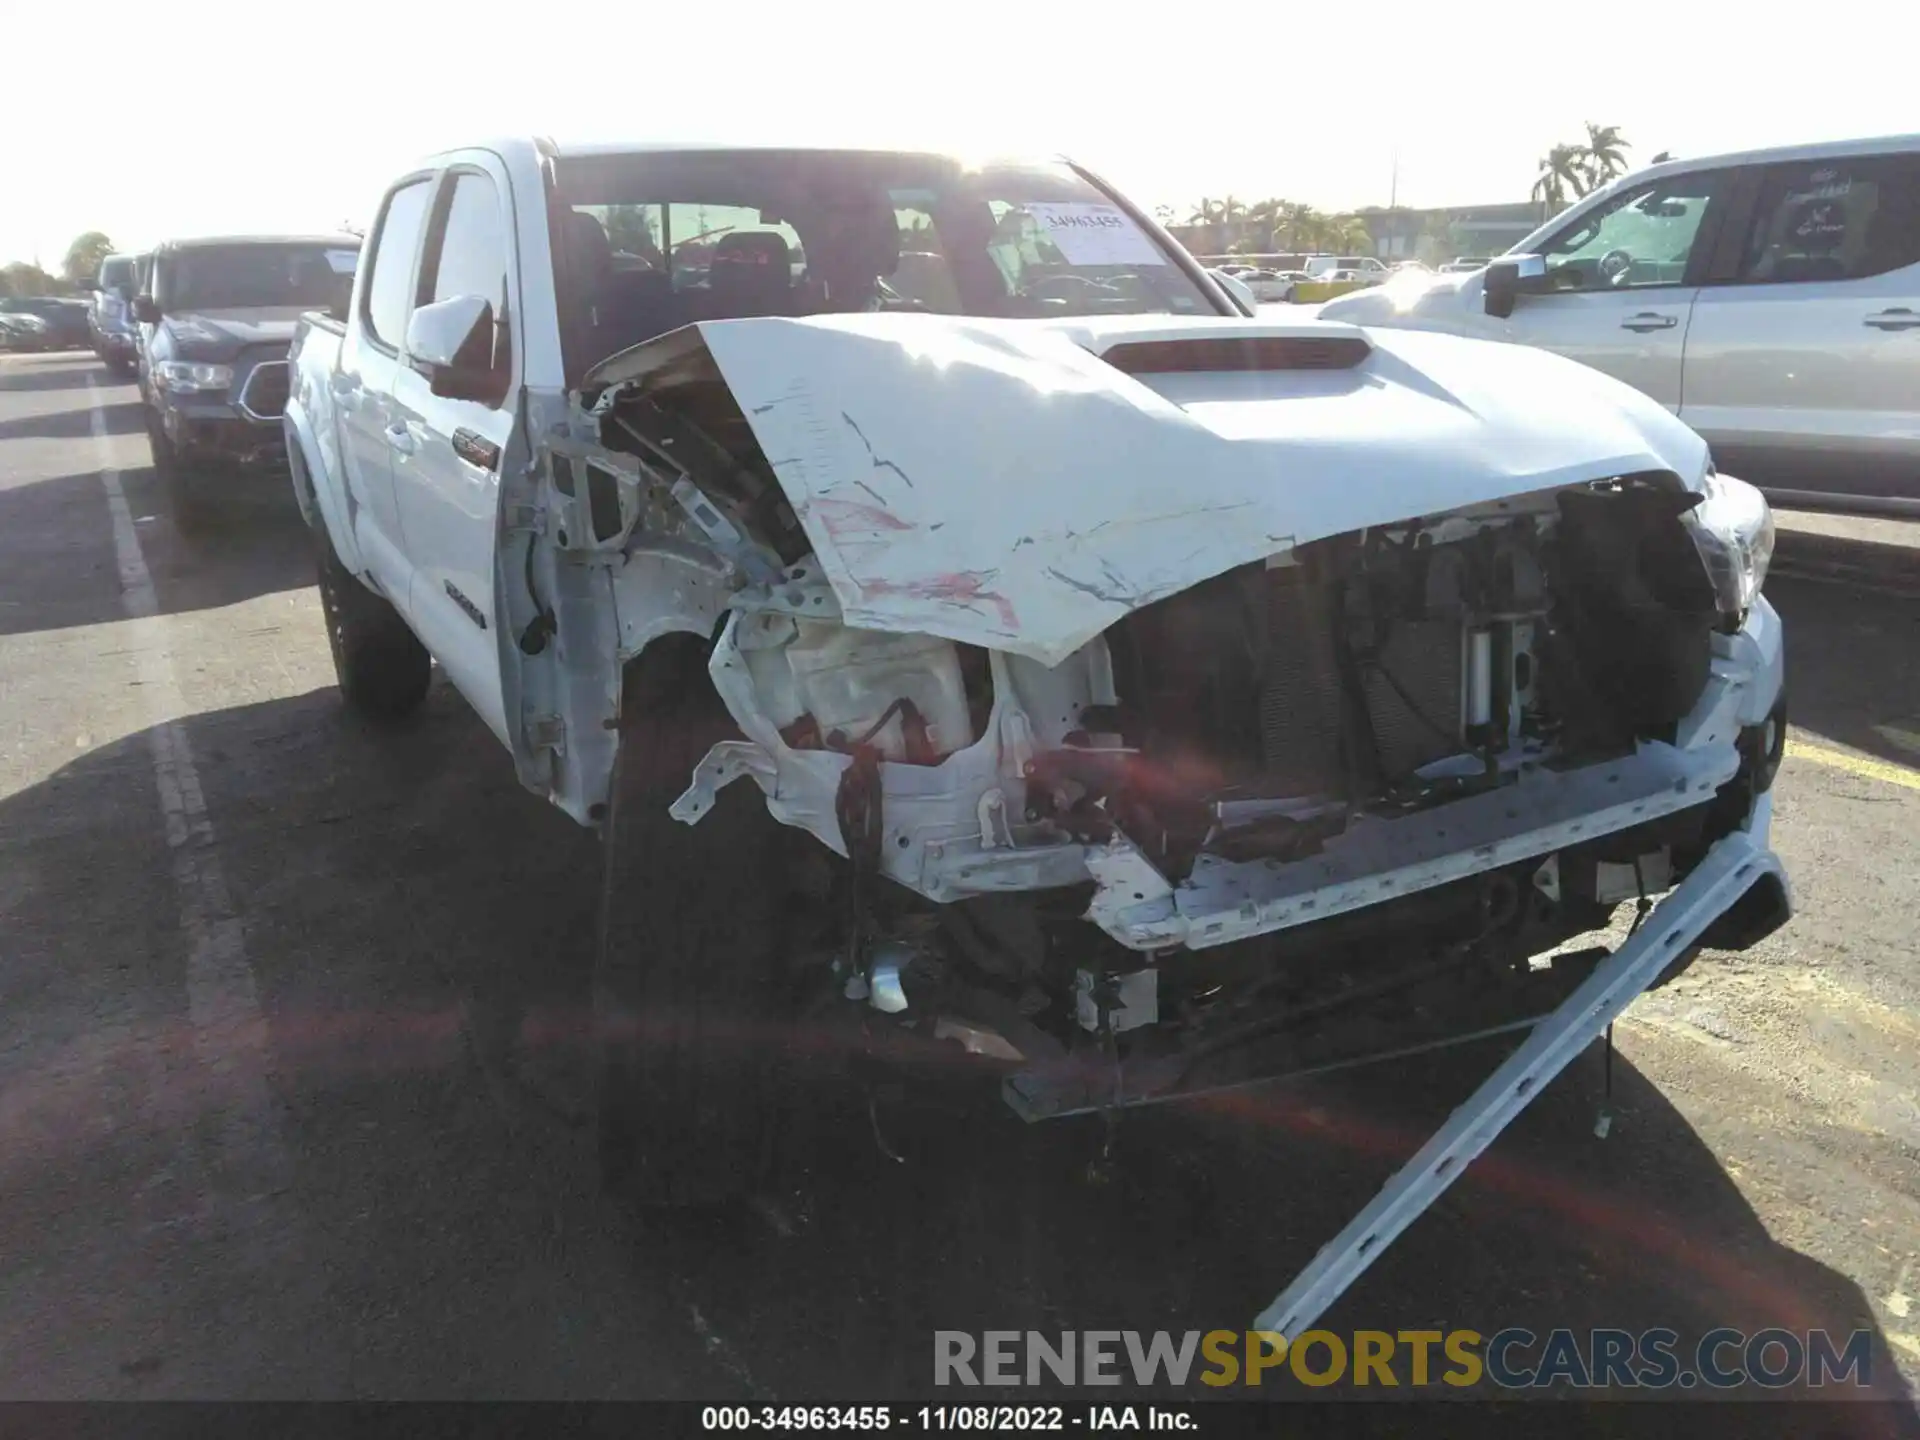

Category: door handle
[452, 428, 501, 472]
[384, 421, 419, 457]
[1864, 308, 1920, 331]
[1620, 312, 1678, 332]
[329, 371, 361, 397]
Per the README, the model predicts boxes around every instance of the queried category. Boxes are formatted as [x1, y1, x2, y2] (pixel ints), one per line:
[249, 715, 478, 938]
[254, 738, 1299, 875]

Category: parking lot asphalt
[3, 350, 1919, 1414]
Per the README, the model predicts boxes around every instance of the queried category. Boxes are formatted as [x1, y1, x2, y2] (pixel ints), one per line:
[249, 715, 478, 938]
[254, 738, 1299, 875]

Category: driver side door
[1496, 170, 1731, 411]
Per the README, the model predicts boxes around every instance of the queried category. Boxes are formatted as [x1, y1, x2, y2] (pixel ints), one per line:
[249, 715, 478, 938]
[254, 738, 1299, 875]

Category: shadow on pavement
[0, 396, 147, 444]
[0, 354, 115, 392]
[0, 356, 312, 638]
[1768, 578, 1920, 770]
[0, 678, 1910, 1416]
[0, 464, 311, 638]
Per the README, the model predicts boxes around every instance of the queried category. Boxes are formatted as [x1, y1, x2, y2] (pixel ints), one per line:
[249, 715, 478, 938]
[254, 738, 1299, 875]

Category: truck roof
[535, 137, 1056, 161]
[417, 137, 1071, 170]
[155, 233, 362, 251]
[1626, 131, 1919, 179]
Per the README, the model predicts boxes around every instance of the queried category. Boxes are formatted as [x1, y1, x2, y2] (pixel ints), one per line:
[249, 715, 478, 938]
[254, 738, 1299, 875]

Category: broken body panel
[545, 308, 1790, 1340]
[540, 312, 1777, 967]
[293, 169, 1788, 1337]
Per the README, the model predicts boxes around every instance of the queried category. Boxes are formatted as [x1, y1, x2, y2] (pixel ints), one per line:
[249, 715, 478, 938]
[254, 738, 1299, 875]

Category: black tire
[595, 654, 785, 1208]
[107, 356, 136, 379]
[311, 519, 431, 720]
[146, 409, 212, 530]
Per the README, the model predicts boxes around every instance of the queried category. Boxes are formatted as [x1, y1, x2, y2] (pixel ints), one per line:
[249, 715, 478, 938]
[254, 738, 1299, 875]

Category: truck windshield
[161, 244, 359, 312]
[553, 149, 1221, 373]
[98, 257, 135, 292]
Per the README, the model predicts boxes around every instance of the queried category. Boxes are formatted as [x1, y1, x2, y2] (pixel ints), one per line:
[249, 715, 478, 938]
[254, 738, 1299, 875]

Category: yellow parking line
[1785, 739, 1920, 793]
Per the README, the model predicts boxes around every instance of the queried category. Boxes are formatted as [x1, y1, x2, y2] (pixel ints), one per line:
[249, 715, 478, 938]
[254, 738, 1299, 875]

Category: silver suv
[1322, 134, 1920, 516]
[90, 253, 142, 377]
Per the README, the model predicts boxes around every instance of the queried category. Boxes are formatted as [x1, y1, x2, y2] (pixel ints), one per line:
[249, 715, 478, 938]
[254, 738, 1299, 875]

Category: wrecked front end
[520, 313, 1790, 1124]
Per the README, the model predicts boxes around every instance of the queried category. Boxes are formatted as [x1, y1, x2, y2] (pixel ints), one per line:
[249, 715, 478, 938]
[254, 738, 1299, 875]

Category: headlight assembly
[153, 360, 232, 394]
[1685, 468, 1775, 618]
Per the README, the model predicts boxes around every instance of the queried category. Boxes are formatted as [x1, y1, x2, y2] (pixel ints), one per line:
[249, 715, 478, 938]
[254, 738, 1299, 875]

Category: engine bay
[561, 332, 1778, 1114]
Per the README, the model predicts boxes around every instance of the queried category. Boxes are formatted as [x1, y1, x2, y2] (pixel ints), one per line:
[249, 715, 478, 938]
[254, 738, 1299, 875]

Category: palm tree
[1274, 202, 1321, 252]
[1531, 144, 1585, 219]
[1245, 198, 1286, 251]
[1322, 214, 1374, 254]
[1187, 196, 1252, 252]
[1580, 123, 1630, 192]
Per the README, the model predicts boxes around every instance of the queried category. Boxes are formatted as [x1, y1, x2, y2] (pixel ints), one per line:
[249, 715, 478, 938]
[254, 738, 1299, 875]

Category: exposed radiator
[1257, 563, 1347, 793]
[1362, 621, 1465, 779]
[1259, 564, 1465, 791]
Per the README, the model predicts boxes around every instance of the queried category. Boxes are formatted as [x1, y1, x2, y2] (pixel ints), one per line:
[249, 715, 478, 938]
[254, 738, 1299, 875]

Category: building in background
[1357, 202, 1544, 263]
[1168, 203, 1550, 265]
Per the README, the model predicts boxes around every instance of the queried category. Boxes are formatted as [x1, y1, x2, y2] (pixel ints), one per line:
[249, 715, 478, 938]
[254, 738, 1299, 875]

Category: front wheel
[311, 519, 431, 720]
[595, 653, 787, 1208]
[146, 408, 210, 528]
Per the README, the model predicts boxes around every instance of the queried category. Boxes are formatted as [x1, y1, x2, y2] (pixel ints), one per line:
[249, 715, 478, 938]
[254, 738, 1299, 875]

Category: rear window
[552, 148, 1221, 377]
[98, 256, 135, 290]
[1737, 153, 1920, 284]
[158, 243, 360, 311]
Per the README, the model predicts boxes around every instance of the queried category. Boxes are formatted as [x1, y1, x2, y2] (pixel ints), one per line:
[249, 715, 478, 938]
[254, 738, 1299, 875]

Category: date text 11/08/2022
[702, 1408, 1192, 1432]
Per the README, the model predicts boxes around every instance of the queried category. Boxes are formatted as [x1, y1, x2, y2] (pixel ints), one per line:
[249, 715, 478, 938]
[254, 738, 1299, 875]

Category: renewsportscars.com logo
[933, 1328, 1875, 1390]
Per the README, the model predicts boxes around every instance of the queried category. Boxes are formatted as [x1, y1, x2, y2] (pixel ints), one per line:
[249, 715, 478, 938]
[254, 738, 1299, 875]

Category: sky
[5, 0, 1918, 270]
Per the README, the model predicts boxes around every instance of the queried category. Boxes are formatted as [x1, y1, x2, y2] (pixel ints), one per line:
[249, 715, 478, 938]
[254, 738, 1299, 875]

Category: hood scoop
[1099, 333, 1370, 376]
[588, 312, 1697, 666]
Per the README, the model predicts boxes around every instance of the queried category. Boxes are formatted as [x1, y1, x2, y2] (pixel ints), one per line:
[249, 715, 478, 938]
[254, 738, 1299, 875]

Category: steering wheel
[1598, 248, 1634, 285]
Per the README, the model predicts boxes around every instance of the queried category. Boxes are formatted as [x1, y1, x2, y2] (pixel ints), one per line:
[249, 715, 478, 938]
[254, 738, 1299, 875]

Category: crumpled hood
[594, 312, 1709, 666]
[1318, 273, 1486, 330]
[162, 306, 307, 354]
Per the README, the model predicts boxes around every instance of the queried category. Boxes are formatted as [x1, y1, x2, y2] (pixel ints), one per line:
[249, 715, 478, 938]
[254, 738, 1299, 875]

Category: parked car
[1322, 133, 1920, 516]
[285, 138, 1787, 1337]
[0, 295, 92, 350]
[135, 233, 360, 519]
[130, 251, 158, 389]
[1291, 269, 1382, 304]
[0, 312, 54, 351]
[1304, 255, 1390, 281]
[89, 252, 144, 375]
[1206, 268, 1260, 310]
[1239, 267, 1312, 302]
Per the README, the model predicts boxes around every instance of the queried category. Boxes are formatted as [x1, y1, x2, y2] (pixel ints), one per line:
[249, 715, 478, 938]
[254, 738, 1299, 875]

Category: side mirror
[405, 293, 503, 402]
[1207, 268, 1259, 314]
[134, 295, 161, 324]
[1482, 254, 1548, 319]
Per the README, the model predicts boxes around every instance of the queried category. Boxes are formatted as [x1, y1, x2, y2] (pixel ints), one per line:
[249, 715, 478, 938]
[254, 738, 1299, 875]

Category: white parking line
[85, 378, 294, 1213]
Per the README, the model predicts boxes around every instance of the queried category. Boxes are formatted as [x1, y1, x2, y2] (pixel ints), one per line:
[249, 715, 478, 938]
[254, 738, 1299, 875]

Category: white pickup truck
[285, 138, 1790, 1336]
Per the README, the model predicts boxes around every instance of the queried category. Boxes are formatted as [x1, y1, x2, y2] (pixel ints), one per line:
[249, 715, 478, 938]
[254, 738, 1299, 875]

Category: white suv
[1322, 134, 1920, 516]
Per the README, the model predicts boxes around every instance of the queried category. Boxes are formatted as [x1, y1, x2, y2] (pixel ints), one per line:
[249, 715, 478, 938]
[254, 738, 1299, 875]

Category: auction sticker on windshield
[1024, 203, 1167, 266]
